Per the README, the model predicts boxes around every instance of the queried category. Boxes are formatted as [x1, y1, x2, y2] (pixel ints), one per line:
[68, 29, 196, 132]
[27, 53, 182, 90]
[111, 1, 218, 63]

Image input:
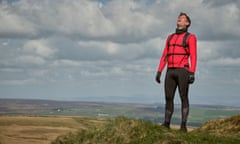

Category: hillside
[0, 115, 240, 144]
[52, 115, 240, 144]
[196, 115, 240, 139]
[0, 116, 107, 144]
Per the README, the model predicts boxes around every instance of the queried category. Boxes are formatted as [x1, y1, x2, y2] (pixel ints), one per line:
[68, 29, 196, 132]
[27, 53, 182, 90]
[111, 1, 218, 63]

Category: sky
[0, 0, 240, 106]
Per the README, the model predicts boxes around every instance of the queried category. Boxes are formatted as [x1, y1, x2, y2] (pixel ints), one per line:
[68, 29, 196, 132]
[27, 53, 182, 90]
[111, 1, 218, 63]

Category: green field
[0, 99, 239, 127]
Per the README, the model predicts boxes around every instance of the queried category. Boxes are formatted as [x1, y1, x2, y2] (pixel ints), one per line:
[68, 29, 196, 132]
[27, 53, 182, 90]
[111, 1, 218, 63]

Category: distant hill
[52, 116, 240, 144]
[0, 98, 240, 127]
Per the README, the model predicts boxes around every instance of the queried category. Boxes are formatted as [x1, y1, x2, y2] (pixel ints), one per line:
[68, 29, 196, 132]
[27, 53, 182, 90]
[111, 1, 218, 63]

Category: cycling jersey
[157, 32, 197, 73]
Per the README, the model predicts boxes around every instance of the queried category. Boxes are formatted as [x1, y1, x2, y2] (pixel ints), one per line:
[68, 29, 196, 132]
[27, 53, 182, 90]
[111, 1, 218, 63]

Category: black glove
[155, 71, 161, 84]
[188, 73, 195, 84]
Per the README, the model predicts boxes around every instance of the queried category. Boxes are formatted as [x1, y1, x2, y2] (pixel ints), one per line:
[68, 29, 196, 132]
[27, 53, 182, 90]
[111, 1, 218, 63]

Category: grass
[0, 116, 107, 144]
[1, 115, 239, 144]
[52, 116, 240, 144]
[197, 115, 240, 139]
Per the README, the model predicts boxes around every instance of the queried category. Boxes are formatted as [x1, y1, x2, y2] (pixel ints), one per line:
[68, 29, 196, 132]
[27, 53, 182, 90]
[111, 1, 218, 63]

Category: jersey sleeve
[188, 34, 197, 73]
[157, 35, 170, 72]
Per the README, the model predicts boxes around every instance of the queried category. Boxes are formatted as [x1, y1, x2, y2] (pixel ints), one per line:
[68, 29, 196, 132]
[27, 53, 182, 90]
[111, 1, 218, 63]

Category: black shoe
[180, 125, 188, 132]
[161, 122, 170, 129]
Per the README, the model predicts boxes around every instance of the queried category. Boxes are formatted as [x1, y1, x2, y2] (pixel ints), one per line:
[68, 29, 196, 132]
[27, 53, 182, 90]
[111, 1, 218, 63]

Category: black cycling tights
[164, 68, 189, 124]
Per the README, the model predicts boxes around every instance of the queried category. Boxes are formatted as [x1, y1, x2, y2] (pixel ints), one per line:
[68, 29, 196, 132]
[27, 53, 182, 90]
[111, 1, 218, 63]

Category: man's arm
[188, 34, 197, 73]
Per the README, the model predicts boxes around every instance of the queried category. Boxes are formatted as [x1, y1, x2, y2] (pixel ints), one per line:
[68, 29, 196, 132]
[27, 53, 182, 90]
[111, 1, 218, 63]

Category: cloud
[0, 78, 36, 85]
[0, 2, 36, 38]
[0, 0, 164, 43]
[202, 0, 239, 8]
[2, 0, 240, 42]
[0, 0, 240, 105]
[16, 55, 46, 65]
[193, 1, 240, 41]
[22, 39, 56, 58]
[72, 37, 162, 61]
[209, 57, 240, 67]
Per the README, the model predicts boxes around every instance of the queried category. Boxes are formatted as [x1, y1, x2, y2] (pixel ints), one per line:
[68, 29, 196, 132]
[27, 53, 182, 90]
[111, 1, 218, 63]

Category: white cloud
[209, 57, 240, 67]
[0, 2, 36, 37]
[0, 0, 164, 42]
[22, 39, 56, 58]
[16, 55, 46, 65]
[2, 40, 9, 46]
[77, 40, 120, 56]
[0, 0, 240, 105]
[52, 59, 82, 67]
[0, 78, 36, 85]
[197, 41, 222, 61]
[1, 0, 240, 41]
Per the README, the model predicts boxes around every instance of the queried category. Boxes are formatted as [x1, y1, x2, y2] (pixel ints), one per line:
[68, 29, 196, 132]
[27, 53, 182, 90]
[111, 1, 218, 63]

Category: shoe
[161, 122, 170, 129]
[180, 125, 188, 132]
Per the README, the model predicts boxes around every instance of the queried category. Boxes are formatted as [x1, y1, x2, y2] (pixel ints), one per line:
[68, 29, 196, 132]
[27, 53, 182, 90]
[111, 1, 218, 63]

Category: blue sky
[0, 0, 240, 107]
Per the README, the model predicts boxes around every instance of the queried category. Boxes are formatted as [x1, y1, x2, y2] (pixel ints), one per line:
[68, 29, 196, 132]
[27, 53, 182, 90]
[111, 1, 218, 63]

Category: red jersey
[157, 32, 197, 73]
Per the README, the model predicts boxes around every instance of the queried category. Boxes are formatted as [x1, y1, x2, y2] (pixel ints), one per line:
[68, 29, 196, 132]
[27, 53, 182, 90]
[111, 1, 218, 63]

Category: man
[155, 12, 197, 132]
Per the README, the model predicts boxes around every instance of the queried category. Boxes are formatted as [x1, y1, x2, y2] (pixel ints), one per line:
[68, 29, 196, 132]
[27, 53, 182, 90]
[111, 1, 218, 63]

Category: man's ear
[186, 21, 190, 27]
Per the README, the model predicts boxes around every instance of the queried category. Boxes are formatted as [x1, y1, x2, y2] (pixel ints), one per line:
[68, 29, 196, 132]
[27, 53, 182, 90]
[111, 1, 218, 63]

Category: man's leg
[177, 69, 189, 132]
[163, 69, 177, 128]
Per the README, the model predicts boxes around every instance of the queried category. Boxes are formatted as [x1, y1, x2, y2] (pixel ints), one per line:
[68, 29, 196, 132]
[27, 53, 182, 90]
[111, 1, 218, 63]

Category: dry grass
[0, 116, 107, 144]
[52, 116, 240, 144]
[1, 115, 239, 144]
[196, 115, 240, 139]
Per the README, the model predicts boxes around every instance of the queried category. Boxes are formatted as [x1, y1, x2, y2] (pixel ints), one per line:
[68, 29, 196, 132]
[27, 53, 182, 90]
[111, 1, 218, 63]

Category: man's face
[177, 15, 189, 28]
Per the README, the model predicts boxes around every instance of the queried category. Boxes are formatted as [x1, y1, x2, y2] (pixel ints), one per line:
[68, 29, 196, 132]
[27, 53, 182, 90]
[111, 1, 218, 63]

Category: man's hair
[179, 12, 191, 28]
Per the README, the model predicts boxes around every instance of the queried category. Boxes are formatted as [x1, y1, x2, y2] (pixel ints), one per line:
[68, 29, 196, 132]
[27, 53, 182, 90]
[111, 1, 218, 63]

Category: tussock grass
[196, 115, 240, 139]
[52, 116, 240, 144]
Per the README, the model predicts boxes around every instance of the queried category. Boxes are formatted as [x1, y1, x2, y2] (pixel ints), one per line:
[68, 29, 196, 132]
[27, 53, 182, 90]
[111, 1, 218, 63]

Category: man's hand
[188, 72, 195, 84]
[155, 71, 161, 84]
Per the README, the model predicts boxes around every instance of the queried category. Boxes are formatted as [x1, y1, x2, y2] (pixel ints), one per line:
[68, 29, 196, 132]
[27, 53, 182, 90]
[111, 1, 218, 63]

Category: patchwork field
[1, 98, 240, 127]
